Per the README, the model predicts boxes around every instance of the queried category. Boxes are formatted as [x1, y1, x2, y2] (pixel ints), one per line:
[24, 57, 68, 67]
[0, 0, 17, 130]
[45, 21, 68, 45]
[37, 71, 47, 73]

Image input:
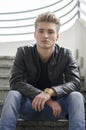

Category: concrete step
[0, 66, 11, 78]
[0, 56, 13, 78]
[16, 119, 69, 130]
[0, 77, 9, 86]
[0, 87, 10, 100]
[0, 118, 85, 130]
[0, 56, 13, 87]
[0, 56, 14, 67]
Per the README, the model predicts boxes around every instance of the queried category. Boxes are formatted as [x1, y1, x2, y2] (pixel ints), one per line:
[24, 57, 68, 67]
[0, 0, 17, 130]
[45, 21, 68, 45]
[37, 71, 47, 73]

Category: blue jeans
[0, 90, 85, 130]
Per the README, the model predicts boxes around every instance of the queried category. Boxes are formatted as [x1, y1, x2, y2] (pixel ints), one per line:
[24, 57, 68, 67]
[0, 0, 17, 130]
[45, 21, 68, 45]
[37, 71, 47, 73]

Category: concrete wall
[58, 18, 86, 86]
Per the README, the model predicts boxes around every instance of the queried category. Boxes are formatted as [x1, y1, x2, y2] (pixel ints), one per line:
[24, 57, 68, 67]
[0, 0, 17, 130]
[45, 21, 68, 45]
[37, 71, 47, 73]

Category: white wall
[58, 18, 86, 86]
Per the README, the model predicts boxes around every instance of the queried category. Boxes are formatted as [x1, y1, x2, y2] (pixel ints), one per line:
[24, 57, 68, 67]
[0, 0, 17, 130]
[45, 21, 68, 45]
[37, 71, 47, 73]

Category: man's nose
[43, 32, 48, 38]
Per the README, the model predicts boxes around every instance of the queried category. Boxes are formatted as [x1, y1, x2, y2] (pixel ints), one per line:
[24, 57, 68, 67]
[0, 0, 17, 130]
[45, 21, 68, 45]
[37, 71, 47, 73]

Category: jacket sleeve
[9, 47, 42, 100]
[52, 49, 81, 98]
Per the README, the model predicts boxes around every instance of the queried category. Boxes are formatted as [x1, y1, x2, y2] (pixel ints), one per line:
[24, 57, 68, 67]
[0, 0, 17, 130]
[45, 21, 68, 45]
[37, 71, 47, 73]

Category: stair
[16, 119, 68, 130]
[0, 56, 13, 115]
[0, 56, 14, 88]
[0, 56, 86, 130]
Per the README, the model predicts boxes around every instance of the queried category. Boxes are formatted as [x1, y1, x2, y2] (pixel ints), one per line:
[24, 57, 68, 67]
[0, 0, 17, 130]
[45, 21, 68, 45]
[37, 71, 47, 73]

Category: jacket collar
[34, 43, 60, 65]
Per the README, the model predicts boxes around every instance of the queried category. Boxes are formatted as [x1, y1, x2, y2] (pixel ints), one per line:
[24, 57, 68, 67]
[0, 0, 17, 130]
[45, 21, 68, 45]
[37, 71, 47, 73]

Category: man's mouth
[42, 40, 49, 43]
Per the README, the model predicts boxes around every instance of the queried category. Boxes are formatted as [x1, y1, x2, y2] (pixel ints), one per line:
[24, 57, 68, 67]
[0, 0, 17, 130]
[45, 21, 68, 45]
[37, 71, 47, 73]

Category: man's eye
[39, 30, 43, 33]
[48, 31, 53, 34]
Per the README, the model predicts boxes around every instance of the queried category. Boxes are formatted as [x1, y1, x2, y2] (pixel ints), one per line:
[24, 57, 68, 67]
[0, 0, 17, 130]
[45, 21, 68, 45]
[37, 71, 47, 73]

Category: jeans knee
[4, 90, 22, 104]
[7, 90, 21, 96]
[68, 91, 85, 103]
[7, 90, 21, 98]
[1, 91, 22, 121]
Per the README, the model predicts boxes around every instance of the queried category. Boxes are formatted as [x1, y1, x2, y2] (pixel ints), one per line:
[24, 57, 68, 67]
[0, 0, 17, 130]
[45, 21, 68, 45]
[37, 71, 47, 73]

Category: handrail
[0, 24, 34, 29]
[0, 0, 63, 15]
[53, 0, 73, 13]
[0, 3, 77, 29]
[59, 3, 77, 19]
[0, 12, 77, 36]
[0, 0, 85, 38]
[62, 12, 77, 26]
[0, 32, 33, 36]
[0, 0, 73, 22]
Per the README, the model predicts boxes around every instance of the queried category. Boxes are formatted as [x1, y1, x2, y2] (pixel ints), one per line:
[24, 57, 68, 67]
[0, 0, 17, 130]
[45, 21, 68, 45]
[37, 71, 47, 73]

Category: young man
[0, 12, 85, 130]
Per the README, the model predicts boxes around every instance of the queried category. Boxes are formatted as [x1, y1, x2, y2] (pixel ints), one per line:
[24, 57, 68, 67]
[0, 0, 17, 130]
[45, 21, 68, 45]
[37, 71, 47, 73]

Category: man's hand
[32, 92, 51, 111]
[46, 99, 61, 117]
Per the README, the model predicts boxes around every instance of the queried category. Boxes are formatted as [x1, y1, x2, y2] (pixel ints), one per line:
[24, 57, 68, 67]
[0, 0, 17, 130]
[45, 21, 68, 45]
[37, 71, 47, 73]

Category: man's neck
[37, 46, 55, 63]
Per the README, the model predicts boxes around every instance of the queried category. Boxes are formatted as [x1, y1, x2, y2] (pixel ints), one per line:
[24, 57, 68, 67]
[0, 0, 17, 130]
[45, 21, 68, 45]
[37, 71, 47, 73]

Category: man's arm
[32, 91, 61, 117]
[52, 49, 81, 98]
[9, 47, 42, 100]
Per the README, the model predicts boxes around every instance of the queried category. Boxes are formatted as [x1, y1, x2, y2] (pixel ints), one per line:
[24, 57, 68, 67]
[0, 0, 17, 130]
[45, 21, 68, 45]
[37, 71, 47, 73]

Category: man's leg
[0, 90, 23, 130]
[20, 92, 85, 126]
[65, 91, 85, 130]
[20, 97, 59, 121]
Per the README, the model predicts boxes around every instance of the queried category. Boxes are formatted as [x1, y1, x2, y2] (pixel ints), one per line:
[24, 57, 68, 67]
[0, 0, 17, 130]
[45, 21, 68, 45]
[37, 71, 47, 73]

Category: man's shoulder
[55, 44, 74, 63]
[55, 44, 72, 55]
[15, 44, 36, 59]
[18, 44, 35, 50]
[17, 44, 36, 54]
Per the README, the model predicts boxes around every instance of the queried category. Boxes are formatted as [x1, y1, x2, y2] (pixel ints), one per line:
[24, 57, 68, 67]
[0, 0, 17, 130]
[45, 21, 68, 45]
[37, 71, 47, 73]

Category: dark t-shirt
[35, 58, 51, 91]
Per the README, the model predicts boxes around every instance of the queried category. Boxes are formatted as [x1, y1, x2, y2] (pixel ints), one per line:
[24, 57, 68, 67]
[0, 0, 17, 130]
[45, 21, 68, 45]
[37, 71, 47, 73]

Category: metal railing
[0, 0, 85, 41]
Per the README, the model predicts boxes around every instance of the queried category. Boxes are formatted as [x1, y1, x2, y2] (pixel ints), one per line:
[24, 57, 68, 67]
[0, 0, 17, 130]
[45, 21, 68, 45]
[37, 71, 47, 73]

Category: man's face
[34, 22, 59, 50]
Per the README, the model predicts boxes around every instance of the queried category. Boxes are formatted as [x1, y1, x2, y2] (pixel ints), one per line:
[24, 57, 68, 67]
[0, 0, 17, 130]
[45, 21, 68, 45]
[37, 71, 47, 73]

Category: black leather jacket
[9, 44, 81, 100]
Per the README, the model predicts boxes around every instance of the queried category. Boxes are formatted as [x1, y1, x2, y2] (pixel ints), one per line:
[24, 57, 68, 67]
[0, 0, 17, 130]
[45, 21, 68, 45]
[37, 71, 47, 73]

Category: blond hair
[35, 12, 61, 33]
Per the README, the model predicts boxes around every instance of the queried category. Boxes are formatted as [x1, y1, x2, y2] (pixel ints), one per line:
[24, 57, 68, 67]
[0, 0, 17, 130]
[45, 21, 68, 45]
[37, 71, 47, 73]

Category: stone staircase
[0, 56, 14, 88]
[0, 56, 13, 116]
[0, 56, 86, 130]
[16, 119, 68, 130]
